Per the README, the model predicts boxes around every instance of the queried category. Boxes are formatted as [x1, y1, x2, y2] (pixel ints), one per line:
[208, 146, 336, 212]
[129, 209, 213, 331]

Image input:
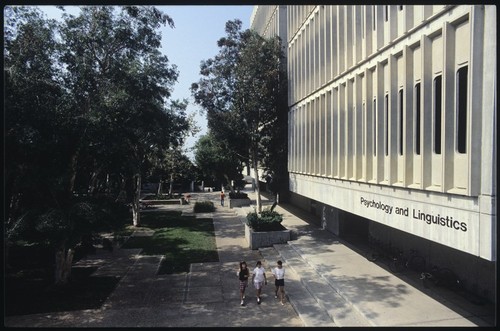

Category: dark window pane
[373, 99, 377, 156]
[457, 66, 468, 154]
[399, 89, 404, 155]
[434, 76, 442, 154]
[385, 94, 389, 156]
[415, 83, 421, 155]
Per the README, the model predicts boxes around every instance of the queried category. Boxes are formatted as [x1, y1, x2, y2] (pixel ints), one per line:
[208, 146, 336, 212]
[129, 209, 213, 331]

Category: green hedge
[229, 191, 248, 199]
[193, 201, 215, 213]
[142, 193, 182, 200]
[246, 209, 284, 232]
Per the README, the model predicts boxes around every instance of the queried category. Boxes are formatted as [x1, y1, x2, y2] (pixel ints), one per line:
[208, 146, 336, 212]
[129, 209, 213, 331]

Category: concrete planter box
[229, 198, 251, 208]
[140, 199, 185, 207]
[245, 223, 291, 250]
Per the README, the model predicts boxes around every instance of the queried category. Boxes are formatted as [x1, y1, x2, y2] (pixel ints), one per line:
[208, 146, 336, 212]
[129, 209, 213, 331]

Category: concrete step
[259, 246, 335, 326]
[270, 243, 372, 327]
[102, 255, 163, 309]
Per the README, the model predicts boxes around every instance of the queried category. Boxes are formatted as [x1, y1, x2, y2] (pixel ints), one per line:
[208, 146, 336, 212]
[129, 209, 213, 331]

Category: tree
[4, 6, 190, 285]
[191, 20, 251, 172]
[4, 6, 72, 278]
[162, 148, 196, 196]
[233, 31, 288, 211]
[194, 133, 244, 192]
[242, 33, 289, 204]
[191, 20, 288, 211]
[57, 6, 178, 200]
[4, 6, 65, 225]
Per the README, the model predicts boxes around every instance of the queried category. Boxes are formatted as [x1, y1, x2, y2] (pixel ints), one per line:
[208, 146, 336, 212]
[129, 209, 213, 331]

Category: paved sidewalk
[238, 191, 496, 327]
[4, 192, 303, 328]
[4, 189, 496, 327]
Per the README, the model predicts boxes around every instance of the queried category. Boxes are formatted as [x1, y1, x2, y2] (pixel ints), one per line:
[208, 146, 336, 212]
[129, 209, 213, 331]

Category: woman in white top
[272, 260, 286, 305]
[251, 261, 267, 304]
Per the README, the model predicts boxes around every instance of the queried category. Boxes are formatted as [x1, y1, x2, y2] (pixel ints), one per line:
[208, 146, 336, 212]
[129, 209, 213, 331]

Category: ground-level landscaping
[121, 211, 219, 273]
[5, 210, 218, 316]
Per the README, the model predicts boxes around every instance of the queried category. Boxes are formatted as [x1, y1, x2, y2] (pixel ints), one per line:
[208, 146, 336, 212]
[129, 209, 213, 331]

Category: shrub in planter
[229, 191, 248, 199]
[193, 201, 215, 213]
[142, 193, 185, 200]
[234, 179, 247, 191]
[246, 209, 285, 232]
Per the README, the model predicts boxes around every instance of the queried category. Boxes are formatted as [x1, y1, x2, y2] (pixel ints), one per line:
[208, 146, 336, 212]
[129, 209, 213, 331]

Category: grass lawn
[5, 210, 218, 316]
[121, 210, 219, 273]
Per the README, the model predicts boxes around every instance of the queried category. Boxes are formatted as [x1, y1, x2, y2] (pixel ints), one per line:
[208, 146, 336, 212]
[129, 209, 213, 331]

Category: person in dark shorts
[272, 260, 286, 305]
[237, 261, 249, 306]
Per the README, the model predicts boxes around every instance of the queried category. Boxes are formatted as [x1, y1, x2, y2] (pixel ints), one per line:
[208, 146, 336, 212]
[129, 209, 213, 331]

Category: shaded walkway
[4, 191, 303, 328]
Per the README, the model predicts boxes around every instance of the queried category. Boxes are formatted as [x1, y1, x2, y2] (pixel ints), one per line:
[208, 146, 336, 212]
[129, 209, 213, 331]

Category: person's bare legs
[256, 285, 262, 302]
[279, 285, 285, 304]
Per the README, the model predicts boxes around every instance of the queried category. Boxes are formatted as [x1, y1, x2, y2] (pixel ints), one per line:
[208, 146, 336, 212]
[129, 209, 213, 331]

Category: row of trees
[191, 20, 289, 212]
[4, 6, 196, 284]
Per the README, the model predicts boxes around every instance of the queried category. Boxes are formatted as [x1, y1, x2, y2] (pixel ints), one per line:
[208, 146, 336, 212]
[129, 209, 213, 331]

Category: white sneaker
[240, 300, 244, 306]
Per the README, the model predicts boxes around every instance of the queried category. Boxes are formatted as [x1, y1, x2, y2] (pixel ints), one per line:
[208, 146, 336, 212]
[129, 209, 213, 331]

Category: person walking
[272, 260, 286, 305]
[220, 190, 225, 206]
[252, 261, 267, 304]
[237, 261, 249, 306]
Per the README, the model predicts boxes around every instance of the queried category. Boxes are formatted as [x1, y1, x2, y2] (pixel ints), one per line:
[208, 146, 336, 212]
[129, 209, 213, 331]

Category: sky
[36, 5, 255, 159]
[158, 6, 254, 157]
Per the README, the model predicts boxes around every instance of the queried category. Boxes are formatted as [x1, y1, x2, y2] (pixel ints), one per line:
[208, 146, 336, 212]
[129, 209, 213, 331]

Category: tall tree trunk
[66, 148, 80, 198]
[115, 175, 127, 202]
[88, 168, 100, 196]
[54, 246, 74, 285]
[105, 173, 110, 193]
[157, 180, 162, 195]
[168, 173, 174, 197]
[5, 169, 18, 227]
[223, 174, 235, 193]
[251, 148, 262, 212]
[132, 173, 141, 227]
[6, 192, 21, 227]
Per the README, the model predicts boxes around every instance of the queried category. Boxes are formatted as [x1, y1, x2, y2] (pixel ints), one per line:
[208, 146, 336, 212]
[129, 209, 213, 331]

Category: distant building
[251, 5, 496, 302]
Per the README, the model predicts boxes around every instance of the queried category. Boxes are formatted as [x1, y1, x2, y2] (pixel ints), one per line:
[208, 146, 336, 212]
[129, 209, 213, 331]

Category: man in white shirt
[252, 261, 267, 304]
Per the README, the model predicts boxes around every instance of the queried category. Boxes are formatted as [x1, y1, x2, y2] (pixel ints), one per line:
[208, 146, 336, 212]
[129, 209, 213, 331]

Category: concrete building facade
[251, 5, 496, 302]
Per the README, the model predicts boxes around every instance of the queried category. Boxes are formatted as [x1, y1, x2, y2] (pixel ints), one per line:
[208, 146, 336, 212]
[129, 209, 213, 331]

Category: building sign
[359, 197, 468, 232]
[290, 174, 482, 257]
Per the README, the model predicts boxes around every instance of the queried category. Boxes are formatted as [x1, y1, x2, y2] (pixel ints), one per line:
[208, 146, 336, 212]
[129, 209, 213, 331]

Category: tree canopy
[4, 5, 194, 284]
[191, 19, 288, 210]
[194, 133, 244, 191]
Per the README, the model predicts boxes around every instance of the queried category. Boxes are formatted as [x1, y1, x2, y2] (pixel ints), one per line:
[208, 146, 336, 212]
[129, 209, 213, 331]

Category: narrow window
[434, 75, 442, 154]
[384, 5, 388, 22]
[399, 89, 404, 155]
[415, 83, 421, 155]
[362, 102, 366, 155]
[372, 6, 376, 30]
[399, 5, 403, 11]
[361, 8, 365, 39]
[373, 98, 377, 156]
[457, 66, 468, 154]
[385, 94, 389, 156]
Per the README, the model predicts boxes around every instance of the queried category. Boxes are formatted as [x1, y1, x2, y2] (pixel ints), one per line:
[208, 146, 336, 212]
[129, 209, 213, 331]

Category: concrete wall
[290, 172, 496, 261]
[229, 199, 251, 208]
[245, 224, 291, 250]
[289, 190, 496, 302]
